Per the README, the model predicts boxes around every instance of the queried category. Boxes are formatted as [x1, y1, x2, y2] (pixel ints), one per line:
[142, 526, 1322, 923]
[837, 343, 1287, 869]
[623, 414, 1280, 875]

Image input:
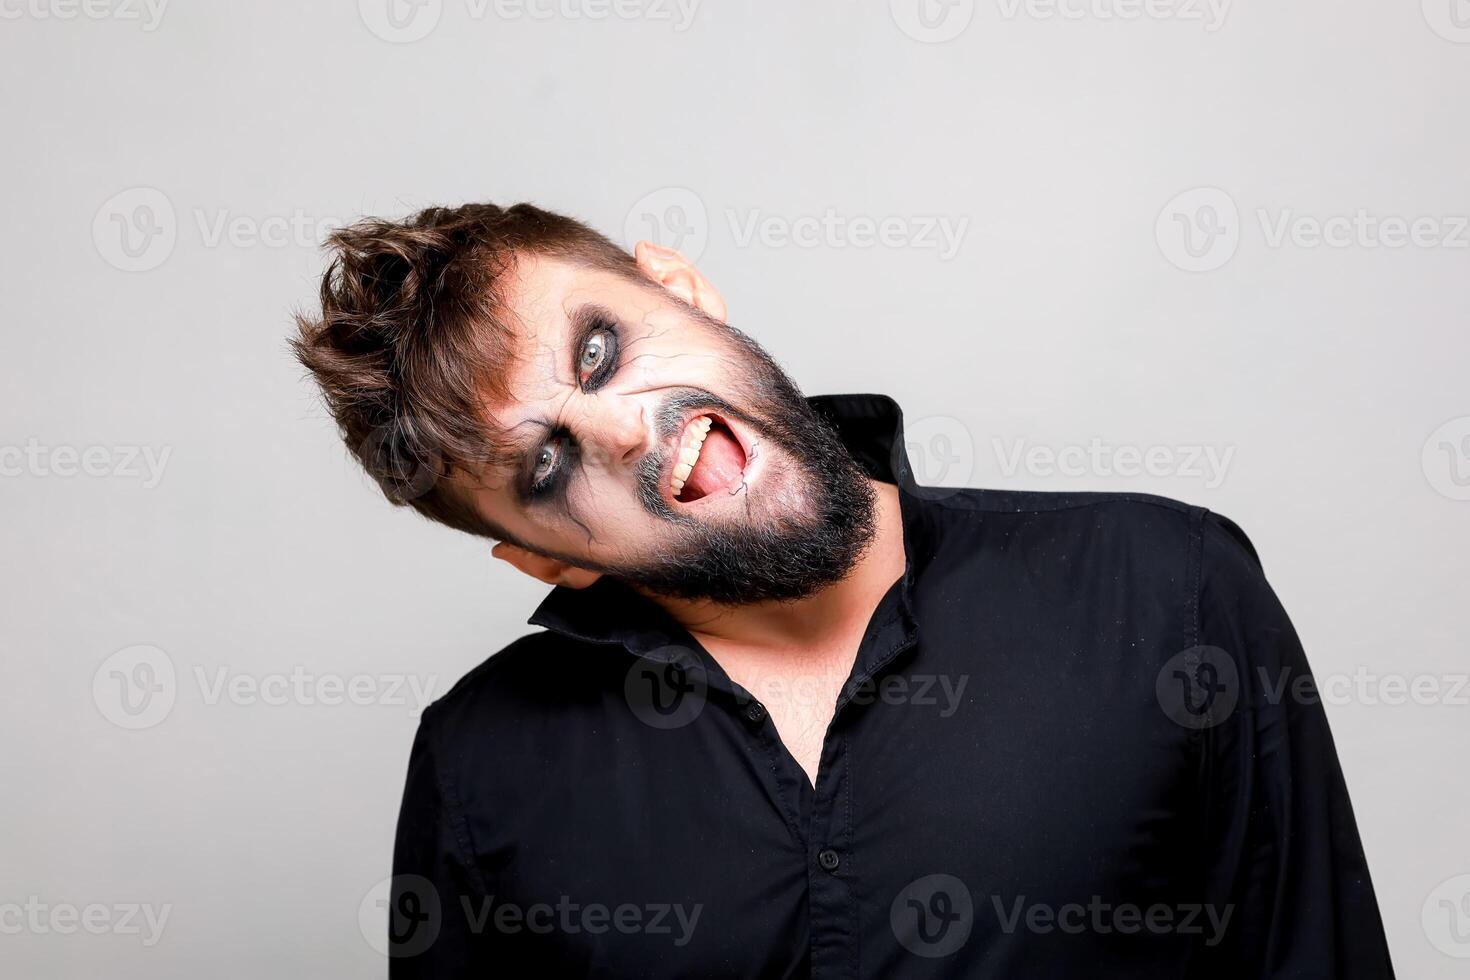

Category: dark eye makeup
[523, 314, 622, 501]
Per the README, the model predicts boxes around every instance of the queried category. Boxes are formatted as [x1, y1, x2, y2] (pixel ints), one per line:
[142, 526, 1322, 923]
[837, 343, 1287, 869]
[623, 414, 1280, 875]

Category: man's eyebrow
[566, 302, 619, 359]
[463, 417, 542, 505]
[495, 417, 551, 472]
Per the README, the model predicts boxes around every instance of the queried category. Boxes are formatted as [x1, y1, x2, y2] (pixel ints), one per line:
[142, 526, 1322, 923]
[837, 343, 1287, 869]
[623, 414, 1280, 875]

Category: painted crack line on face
[729, 438, 760, 497]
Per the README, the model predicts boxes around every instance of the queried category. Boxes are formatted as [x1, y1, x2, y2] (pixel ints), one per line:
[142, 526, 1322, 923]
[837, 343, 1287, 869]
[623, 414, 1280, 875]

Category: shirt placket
[805, 579, 922, 979]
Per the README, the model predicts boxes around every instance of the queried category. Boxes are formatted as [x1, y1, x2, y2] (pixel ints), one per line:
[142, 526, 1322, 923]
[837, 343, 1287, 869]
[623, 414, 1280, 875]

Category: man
[294, 203, 1395, 977]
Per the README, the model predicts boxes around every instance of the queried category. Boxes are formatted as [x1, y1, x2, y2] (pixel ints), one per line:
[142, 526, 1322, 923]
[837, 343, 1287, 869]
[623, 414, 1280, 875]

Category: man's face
[468, 249, 877, 605]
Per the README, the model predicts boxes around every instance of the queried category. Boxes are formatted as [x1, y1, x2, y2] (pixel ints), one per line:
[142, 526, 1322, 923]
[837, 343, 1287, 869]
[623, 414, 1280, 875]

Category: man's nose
[572, 398, 649, 469]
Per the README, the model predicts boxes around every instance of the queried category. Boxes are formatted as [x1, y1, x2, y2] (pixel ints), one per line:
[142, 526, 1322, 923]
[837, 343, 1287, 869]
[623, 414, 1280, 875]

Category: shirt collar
[527, 393, 937, 672]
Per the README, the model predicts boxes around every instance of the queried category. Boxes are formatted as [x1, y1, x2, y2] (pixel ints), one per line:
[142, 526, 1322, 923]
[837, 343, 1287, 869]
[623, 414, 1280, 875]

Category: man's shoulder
[921, 484, 1264, 586]
[928, 484, 1220, 541]
[929, 484, 1197, 519]
[416, 628, 611, 736]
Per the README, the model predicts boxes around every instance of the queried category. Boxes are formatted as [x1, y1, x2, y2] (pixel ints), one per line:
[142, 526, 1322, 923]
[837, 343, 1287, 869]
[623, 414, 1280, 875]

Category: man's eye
[578, 328, 615, 387]
[531, 435, 562, 492]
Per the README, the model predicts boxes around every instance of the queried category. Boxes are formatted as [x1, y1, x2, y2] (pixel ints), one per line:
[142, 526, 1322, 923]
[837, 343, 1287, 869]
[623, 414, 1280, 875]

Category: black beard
[621, 400, 878, 605]
[608, 329, 879, 605]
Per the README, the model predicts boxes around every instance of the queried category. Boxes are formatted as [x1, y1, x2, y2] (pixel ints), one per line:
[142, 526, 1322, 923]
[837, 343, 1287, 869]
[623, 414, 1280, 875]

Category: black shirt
[389, 392, 1395, 978]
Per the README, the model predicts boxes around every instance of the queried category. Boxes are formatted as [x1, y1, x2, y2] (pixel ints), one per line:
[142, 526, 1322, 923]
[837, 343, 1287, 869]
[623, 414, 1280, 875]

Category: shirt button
[742, 702, 766, 723]
[817, 848, 841, 872]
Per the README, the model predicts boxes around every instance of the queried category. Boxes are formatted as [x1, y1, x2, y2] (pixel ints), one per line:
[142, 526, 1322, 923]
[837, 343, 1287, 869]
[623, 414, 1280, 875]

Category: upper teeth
[671, 416, 714, 498]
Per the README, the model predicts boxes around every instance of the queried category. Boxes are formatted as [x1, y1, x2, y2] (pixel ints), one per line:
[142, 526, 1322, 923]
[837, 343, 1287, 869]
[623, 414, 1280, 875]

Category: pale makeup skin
[468, 242, 907, 785]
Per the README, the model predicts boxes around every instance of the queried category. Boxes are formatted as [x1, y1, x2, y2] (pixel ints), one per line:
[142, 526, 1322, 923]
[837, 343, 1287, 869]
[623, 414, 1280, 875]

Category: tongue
[683, 425, 745, 500]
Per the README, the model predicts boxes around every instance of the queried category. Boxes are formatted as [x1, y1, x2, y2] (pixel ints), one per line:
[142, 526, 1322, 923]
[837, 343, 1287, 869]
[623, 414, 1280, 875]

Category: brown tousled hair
[291, 202, 642, 541]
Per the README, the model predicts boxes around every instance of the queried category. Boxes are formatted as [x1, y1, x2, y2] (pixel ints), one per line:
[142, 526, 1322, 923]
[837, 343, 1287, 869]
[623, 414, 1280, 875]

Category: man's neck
[635, 479, 907, 657]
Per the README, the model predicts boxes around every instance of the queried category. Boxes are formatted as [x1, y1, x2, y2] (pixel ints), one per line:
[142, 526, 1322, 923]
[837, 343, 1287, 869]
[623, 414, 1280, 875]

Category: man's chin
[620, 473, 878, 606]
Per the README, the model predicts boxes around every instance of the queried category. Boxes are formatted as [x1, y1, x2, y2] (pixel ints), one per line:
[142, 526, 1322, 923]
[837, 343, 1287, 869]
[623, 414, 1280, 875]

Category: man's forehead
[505, 252, 654, 321]
[502, 260, 597, 399]
[499, 254, 665, 399]
[501, 252, 586, 332]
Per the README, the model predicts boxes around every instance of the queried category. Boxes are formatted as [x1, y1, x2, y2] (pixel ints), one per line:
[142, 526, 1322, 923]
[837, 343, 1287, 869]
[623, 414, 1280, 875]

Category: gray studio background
[2, 1, 1468, 976]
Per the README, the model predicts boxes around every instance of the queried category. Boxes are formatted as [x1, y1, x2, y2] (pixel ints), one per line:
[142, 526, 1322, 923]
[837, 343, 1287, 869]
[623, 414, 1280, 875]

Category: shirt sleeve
[388, 707, 487, 978]
[1189, 512, 1395, 979]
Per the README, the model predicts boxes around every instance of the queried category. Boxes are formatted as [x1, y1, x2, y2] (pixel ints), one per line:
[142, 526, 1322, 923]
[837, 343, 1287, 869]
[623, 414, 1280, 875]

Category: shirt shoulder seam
[918, 488, 1200, 518]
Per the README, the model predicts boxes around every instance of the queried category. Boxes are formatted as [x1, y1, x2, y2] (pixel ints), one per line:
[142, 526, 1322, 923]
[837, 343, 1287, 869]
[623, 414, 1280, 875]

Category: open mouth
[670, 412, 750, 503]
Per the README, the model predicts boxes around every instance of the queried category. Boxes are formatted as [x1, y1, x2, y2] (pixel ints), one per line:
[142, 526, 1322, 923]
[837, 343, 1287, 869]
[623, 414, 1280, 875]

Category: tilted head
[293, 202, 876, 604]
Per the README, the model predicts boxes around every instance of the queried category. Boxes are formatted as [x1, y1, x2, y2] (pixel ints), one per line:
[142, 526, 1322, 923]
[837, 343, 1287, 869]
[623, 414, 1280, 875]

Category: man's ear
[491, 542, 603, 590]
[634, 241, 727, 323]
